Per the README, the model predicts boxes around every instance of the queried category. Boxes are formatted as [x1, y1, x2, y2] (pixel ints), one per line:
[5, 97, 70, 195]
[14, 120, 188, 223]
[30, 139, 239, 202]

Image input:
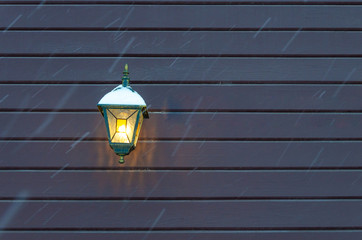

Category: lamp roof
[97, 85, 149, 118]
[98, 85, 147, 107]
[97, 64, 149, 118]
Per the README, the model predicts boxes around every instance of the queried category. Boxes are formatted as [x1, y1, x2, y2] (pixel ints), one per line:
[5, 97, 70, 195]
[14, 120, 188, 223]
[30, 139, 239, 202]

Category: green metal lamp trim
[97, 64, 148, 164]
[122, 64, 130, 87]
[97, 105, 149, 119]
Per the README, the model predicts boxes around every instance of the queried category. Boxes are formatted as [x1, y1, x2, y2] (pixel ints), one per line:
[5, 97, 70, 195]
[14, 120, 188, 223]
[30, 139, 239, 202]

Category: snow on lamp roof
[97, 64, 148, 118]
[98, 85, 146, 106]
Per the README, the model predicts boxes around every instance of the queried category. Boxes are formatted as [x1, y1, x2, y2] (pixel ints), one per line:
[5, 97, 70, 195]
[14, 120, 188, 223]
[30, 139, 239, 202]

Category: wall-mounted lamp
[97, 64, 149, 164]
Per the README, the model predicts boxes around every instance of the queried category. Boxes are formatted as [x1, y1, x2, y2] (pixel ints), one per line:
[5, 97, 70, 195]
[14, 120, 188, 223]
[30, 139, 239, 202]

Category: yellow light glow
[116, 133, 129, 143]
[116, 119, 127, 133]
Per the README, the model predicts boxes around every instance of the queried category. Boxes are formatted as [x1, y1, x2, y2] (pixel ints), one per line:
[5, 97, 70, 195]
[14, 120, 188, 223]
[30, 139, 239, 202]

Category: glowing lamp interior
[106, 109, 141, 144]
[117, 119, 127, 133]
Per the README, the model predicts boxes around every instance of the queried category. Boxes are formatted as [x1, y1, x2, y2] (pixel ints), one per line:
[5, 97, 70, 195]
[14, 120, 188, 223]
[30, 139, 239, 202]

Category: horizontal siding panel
[3, 232, 362, 240]
[1, 6, 361, 29]
[2, 201, 362, 228]
[0, 112, 361, 139]
[0, 2, 361, 239]
[0, 32, 361, 55]
[0, 58, 361, 83]
[1, 141, 361, 168]
[1, 85, 361, 111]
[2, 171, 362, 198]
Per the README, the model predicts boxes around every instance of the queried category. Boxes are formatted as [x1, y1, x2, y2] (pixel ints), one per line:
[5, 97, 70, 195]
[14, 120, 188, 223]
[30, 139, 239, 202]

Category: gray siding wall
[0, 1, 361, 239]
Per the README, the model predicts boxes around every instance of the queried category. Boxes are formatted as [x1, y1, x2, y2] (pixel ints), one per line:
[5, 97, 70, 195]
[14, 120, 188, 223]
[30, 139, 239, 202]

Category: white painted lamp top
[98, 85, 147, 106]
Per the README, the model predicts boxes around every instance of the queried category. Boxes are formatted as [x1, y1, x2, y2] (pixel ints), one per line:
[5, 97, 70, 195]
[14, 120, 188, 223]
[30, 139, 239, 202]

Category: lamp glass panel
[109, 109, 135, 119]
[106, 109, 139, 144]
[133, 113, 143, 147]
[112, 130, 130, 143]
[106, 109, 116, 139]
[113, 119, 128, 143]
[126, 110, 138, 143]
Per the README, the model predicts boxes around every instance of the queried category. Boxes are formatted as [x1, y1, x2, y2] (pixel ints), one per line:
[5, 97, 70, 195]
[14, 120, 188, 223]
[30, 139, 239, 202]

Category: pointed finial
[122, 64, 130, 87]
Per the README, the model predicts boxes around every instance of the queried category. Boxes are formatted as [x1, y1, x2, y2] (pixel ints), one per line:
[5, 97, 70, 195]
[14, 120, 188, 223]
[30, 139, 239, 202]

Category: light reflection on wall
[92, 115, 159, 198]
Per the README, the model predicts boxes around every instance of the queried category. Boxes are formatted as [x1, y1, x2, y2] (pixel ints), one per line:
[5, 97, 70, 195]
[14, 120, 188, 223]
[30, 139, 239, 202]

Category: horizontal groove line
[3, 230, 362, 234]
[2, 197, 362, 201]
[0, 56, 359, 59]
[1, 1, 362, 5]
[1, 137, 362, 141]
[2, 28, 362, 32]
[1, 54, 362, 58]
[1, 109, 362, 113]
[3, 227, 362, 231]
[1, 81, 362, 85]
[1, 139, 361, 143]
[2, 167, 362, 171]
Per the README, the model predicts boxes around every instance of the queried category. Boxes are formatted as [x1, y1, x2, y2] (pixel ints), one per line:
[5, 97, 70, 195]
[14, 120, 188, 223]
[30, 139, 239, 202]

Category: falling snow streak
[25, 0, 47, 18]
[42, 208, 62, 226]
[108, 37, 136, 73]
[50, 138, 61, 150]
[36, 0, 46, 10]
[0, 94, 9, 104]
[50, 163, 70, 179]
[0, 191, 29, 238]
[294, 110, 305, 126]
[116, 189, 138, 216]
[105, 17, 121, 29]
[170, 97, 203, 157]
[31, 85, 78, 137]
[142, 208, 166, 240]
[144, 172, 168, 202]
[333, 68, 357, 98]
[351, 174, 362, 185]
[282, 28, 302, 52]
[52, 65, 69, 78]
[318, 90, 326, 99]
[339, 151, 352, 167]
[168, 57, 179, 68]
[31, 84, 48, 98]
[66, 131, 90, 154]
[183, 58, 198, 82]
[24, 203, 49, 225]
[322, 59, 336, 81]
[171, 125, 192, 157]
[253, 17, 271, 39]
[118, 7, 135, 30]
[185, 97, 203, 125]
[2, 15, 22, 33]
[180, 40, 192, 49]
[276, 142, 292, 166]
[309, 147, 325, 169]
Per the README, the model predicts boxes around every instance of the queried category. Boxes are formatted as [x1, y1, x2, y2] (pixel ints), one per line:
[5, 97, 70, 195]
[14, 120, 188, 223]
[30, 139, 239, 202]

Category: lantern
[97, 64, 149, 163]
